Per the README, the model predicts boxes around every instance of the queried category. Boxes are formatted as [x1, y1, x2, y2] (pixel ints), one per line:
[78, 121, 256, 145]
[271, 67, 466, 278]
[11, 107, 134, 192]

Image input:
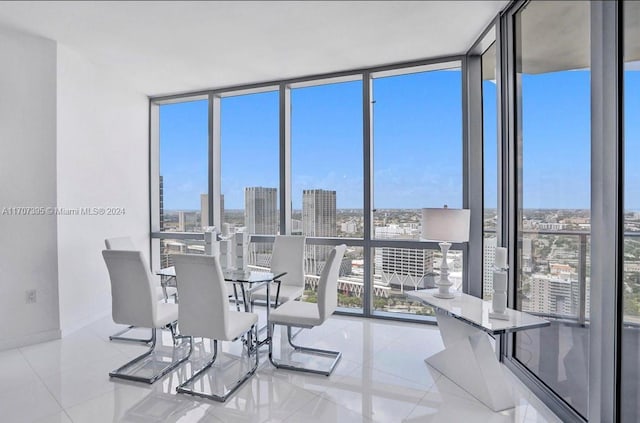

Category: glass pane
[372, 246, 463, 317]
[513, 1, 590, 417]
[298, 244, 364, 312]
[159, 238, 205, 269]
[221, 91, 279, 257]
[622, 0, 640, 420]
[372, 66, 462, 240]
[482, 42, 498, 300]
[159, 99, 208, 232]
[291, 79, 363, 249]
[246, 239, 363, 311]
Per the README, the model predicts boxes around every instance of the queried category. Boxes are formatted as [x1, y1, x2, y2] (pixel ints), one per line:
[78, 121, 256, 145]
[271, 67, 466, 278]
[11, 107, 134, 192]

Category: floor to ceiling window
[482, 41, 498, 300]
[371, 64, 463, 317]
[151, 61, 464, 320]
[290, 78, 364, 310]
[622, 1, 640, 420]
[157, 98, 209, 266]
[512, 1, 590, 417]
[220, 90, 279, 266]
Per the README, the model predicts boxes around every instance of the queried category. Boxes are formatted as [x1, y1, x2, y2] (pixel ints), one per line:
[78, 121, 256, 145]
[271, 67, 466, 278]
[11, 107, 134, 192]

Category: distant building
[525, 274, 580, 316]
[341, 219, 358, 234]
[303, 189, 336, 273]
[178, 211, 185, 232]
[375, 225, 406, 239]
[376, 247, 435, 291]
[483, 236, 497, 298]
[245, 187, 278, 254]
[159, 175, 165, 231]
[291, 219, 303, 235]
[522, 237, 534, 273]
[245, 187, 278, 234]
[549, 263, 573, 279]
[538, 222, 566, 231]
[200, 193, 208, 228]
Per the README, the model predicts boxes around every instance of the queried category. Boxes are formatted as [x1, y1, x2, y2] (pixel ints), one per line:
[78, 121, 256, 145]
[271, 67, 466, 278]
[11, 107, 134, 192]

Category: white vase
[490, 269, 509, 320]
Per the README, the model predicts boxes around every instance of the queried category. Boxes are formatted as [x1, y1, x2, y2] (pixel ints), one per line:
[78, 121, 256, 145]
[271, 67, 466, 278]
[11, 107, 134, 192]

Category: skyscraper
[483, 236, 497, 298]
[303, 189, 336, 272]
[245, 187, 278, 254]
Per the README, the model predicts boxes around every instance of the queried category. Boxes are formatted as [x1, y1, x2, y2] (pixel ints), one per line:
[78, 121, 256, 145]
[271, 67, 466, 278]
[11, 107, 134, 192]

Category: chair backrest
[105, 236, 136, 250]
[172, 253, 230, 340]
[102, 250, 156, 328]
[317, 244, 347, 322]
[270, 235, 305, 288]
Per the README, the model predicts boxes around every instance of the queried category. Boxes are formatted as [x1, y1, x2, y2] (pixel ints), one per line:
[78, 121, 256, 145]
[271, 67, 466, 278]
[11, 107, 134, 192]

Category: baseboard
[0, 328, 61, 351]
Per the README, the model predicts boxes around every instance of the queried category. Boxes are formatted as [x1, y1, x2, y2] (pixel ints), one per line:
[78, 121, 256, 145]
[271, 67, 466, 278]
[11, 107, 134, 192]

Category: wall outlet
[26, 289, 37, 304]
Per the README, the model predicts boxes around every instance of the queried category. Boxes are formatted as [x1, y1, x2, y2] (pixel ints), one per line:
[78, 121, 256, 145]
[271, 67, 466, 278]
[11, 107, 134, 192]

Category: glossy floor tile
[0, 314, 562, 422]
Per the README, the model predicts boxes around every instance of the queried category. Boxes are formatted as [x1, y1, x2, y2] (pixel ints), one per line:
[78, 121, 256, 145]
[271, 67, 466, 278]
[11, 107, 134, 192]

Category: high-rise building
[483, 236, 497, 298]
[303, 189, 336, 273]
[245, 187, 278, 254]
[178, 211, 185, 232]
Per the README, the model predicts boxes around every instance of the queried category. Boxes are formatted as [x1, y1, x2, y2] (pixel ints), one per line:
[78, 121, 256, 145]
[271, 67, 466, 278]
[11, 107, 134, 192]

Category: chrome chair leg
[109, 328, 191, 384]
[269, 325, 341, 377]
[176, 325, 259, 402]
[109, 325, 153, 344]
[290, 327, 303, 339]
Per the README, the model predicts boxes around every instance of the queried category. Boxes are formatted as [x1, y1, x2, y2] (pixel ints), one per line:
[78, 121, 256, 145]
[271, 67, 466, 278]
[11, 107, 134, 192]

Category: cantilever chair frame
[109, 325, 189, 384]
[171, 253, 261, 402]
[109, 324, 153, 344]
[104, 249, 185, 385]
[268, 324, 342, 377]
[176, 324, 260, 402]
[268, 244, 346, 377]
[105, 236, 173, 345]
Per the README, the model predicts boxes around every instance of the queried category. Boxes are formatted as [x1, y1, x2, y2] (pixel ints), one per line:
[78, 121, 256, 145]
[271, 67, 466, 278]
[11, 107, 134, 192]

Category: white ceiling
[0, 1, 507, 96]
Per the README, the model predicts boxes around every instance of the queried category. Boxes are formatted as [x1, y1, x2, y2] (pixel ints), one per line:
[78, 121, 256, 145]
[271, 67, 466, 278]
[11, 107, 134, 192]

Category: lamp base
[489, 311, 510, 321]
[433, 291, 456, 299]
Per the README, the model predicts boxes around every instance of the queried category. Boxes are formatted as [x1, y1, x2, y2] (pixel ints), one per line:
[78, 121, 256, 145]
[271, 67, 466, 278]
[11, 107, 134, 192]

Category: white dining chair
[172, 253, 259, 402]
[104, 236, 177, 344]
[103, 250, 188, 384]
[268, 244, 346, 376]
[251, 235, 305, 307]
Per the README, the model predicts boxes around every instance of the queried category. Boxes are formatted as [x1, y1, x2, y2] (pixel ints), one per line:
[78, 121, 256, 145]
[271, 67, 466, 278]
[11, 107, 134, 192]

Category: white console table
[406, 289, 549, 412]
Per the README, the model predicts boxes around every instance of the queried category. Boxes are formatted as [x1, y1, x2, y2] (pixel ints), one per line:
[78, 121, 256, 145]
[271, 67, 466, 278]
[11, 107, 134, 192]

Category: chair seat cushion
[153, 302, 179, 328]
[269, 301, 322, 327]
[223, 311, 259, 341]
[251, 284, 303, 304]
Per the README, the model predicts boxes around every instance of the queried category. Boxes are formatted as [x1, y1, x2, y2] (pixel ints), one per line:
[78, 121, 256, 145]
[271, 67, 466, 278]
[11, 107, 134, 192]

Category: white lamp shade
[421, 208, 470, 243]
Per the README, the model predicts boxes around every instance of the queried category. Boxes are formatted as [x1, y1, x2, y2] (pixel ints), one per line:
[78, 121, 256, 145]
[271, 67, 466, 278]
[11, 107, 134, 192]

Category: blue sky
[159, 69, 639, 211]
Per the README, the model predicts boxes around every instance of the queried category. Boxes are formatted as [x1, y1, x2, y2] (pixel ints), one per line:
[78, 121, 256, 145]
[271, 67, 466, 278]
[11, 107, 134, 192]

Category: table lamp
[421, 207, 470, 299]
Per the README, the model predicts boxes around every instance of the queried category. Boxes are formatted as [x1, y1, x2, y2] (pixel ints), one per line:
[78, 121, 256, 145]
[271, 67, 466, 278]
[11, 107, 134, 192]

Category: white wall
[56, 45, 149, 335]
[0, 27, 61, 349]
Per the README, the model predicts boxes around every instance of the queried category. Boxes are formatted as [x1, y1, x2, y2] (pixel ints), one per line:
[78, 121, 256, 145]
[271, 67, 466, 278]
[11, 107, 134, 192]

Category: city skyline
[158, 69, 640, 212]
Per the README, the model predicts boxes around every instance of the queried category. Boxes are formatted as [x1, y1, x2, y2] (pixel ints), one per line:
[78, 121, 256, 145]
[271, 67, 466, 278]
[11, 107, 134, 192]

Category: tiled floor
[0, 314, 561, 422]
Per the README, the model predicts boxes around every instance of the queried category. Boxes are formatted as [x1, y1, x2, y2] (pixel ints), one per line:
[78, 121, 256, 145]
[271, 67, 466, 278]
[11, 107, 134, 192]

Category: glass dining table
[156, 266, 285, 349]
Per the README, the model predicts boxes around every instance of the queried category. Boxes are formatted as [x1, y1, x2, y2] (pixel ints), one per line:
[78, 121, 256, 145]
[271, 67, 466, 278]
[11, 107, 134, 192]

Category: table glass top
[406, 289, 549, 334]
[156, 266, 284, 284]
